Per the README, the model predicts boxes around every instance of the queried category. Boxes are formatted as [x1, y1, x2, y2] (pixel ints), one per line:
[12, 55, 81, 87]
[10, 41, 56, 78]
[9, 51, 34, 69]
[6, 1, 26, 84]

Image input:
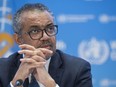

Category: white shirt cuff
[56, 84, 59, 87]
[10, 82, 14, 87]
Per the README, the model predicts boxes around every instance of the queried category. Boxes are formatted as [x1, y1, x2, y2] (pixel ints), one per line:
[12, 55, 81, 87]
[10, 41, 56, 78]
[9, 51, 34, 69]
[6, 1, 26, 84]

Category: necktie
[28, 75, 40, 87]
[23, 78, 29, 87]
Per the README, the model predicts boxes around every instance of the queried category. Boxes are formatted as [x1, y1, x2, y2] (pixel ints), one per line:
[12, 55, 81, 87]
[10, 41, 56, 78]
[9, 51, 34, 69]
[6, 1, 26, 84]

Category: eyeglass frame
[21, 25, 58, 40]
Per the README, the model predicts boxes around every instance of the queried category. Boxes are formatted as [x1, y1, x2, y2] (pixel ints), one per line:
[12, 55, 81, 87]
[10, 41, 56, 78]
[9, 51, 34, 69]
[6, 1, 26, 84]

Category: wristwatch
[15, 79, 23, 87]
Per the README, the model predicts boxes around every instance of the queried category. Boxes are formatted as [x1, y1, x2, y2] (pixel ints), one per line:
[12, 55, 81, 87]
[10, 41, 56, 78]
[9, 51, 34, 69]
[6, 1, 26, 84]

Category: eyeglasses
[24, 25, 58, 40]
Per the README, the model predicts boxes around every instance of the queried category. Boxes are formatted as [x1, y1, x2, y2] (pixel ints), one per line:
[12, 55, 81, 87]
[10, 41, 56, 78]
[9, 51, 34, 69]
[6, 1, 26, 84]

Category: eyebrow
[45, 23, 54, 28]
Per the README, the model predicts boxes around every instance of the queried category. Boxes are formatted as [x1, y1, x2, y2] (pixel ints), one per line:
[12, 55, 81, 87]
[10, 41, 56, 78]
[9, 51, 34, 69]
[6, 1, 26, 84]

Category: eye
[29, 27, 41, 34]
[31, 29, 39, 34]
[47, 26, 55, 32]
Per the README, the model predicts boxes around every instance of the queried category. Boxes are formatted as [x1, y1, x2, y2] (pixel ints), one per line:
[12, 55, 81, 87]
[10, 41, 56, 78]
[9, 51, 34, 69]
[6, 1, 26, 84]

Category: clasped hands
[12, 44, 56, 87]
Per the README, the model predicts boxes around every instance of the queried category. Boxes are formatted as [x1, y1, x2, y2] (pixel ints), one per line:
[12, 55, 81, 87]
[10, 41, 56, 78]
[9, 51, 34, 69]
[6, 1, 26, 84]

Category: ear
[13, 33, 23, 45]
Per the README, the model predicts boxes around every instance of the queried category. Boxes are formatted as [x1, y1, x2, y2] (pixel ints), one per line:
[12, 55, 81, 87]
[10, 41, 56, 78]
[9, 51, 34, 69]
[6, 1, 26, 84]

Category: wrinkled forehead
[19, 10, 54, 30]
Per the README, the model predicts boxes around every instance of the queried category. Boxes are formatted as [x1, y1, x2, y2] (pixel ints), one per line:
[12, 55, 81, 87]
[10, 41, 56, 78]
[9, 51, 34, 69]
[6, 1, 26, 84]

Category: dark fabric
[0, 50, 93, 87]
[23, 78, 29, 87]
[28, 75, 40, 87]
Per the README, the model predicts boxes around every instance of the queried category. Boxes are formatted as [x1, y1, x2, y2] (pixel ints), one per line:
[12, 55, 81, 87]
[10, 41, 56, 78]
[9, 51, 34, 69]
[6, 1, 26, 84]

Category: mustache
[38, 41, 52, 48]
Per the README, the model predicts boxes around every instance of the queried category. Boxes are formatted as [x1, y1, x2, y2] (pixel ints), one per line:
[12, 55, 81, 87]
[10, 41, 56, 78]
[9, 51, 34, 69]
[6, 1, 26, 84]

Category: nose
[40, 31, 50, 40]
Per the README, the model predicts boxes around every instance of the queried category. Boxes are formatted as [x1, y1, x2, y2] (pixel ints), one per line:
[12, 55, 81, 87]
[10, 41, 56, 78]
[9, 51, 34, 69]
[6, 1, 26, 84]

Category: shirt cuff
[56, 84, 59, 87]
[10, 82, 14, 87]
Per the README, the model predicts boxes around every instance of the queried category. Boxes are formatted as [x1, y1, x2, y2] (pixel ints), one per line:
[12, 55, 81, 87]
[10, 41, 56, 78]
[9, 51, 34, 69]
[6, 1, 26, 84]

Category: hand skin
[11, 44, 56, 87]
[34, 67, 56, 87]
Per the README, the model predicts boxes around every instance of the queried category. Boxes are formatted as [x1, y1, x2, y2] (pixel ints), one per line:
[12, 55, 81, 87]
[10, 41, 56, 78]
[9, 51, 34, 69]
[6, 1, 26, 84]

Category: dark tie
[23, 78, 29, 87]
[28, 75, 40, 87]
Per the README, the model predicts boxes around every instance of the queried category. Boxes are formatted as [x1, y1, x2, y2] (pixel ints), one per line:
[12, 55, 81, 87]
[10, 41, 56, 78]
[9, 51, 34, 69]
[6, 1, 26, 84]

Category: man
[0, 3, 93, 87]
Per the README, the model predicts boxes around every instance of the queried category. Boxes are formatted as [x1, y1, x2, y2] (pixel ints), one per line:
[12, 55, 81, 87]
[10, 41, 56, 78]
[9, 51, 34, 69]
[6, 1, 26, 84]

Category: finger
[20, 58, 36, 63]
[39, 48, 53, 58]
[34, 62, 46, 68]
[18, 50, 35, 56]
[20, 59, 46, 68]
[19, 44, 35, 50]
[39, 48, 53, 54]
[20, 58, 46, 64]
[18, 49, 46, 59]
[35, 49, 45, 58]
[32, 55, 46, 62]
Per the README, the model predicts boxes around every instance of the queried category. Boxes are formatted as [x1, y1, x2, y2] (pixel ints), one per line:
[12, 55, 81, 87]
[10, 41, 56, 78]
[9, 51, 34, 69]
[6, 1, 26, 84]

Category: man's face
[15, 10, 56, 53]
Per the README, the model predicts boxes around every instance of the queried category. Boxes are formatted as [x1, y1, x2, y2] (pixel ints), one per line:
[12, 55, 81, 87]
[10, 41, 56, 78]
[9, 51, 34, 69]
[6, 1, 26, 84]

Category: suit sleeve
[7, 84, 12, 87]
[75, 61, 93, 87]
[0, 80, 3, 87]
[0, 78, 11, 87]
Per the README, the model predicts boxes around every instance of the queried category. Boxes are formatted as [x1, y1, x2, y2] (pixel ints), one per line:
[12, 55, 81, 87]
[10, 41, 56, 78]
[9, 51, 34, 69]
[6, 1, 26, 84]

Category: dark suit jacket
[0, 50, 93, 87]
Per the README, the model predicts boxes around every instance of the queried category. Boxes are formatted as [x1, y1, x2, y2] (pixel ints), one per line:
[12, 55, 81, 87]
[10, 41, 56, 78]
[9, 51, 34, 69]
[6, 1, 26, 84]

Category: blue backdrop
[0, 0, 116, 87]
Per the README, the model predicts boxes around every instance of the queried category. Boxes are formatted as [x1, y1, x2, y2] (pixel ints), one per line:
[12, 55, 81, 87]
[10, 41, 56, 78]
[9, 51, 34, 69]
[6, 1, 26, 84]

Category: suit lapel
[49, 50, 64, 85]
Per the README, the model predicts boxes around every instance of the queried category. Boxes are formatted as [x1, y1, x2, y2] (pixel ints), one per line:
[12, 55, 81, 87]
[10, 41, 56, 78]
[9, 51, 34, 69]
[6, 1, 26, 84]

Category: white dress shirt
[10, 58, 59, 87]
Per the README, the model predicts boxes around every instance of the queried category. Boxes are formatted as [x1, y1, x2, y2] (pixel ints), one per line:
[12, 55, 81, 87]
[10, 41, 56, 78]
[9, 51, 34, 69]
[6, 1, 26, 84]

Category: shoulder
[0, 52, 21, 70]
[55, 50, 92, 87]
[0, 52, 21, 79]
[0, 52, 19, 63]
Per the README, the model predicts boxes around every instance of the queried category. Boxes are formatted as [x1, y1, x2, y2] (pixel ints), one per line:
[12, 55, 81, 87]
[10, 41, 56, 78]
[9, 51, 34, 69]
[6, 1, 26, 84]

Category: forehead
[21, 10, 54, 27]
